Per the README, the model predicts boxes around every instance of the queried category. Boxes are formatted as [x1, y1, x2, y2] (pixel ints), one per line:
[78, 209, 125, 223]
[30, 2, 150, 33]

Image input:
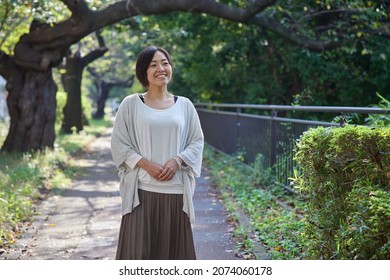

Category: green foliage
[55, 78, 94, 131]
[0, 120, 8, 148]
[0, 148, 75, 247]
[0, 0, 30, 53]
[232, 225, 255, 259]
[3, 1, 387, 108]
[0, 0, 69, 53]
[203, 145, 307, 259]
[55, 115, 112, 153]
[55, 90, 67, 126]
[271, 0, 389, 48]
[82, 88, 93, 121]
[366, 93, 390, 127]
[83, 22, 141, 102]
[127, 8, 389, 107]
[290, 43, 390, 107]
[294, 125, 390, 259]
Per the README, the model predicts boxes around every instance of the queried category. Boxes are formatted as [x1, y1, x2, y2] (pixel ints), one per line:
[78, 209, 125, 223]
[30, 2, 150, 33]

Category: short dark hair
[135, 46, 173, 88]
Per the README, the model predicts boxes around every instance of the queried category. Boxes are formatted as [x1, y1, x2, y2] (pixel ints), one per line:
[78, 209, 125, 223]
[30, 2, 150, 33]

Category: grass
[55, 118, 112, 153]
[203, 144, 308, 260]
[0, 117, 112, 249]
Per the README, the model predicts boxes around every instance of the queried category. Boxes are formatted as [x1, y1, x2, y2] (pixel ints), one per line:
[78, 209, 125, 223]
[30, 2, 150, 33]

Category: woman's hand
[137, 158, 164, 180]
[137, 157, 182, 181]
[157, 158, 181, 181]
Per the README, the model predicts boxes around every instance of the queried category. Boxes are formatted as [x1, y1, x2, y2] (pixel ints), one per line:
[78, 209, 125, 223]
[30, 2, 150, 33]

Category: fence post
[270, 109, 277, 167]
[237, 107, 241, 140]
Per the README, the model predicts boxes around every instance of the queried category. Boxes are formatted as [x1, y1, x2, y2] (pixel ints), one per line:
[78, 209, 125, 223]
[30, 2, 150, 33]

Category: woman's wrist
[173, 156, 183, 169]
[136, 158, 149, 169]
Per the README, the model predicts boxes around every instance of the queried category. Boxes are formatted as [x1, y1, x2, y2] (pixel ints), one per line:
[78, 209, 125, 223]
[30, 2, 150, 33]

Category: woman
[111, 46, 204, 260]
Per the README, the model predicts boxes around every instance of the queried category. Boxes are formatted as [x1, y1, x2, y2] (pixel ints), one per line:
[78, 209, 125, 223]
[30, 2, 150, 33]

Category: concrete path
[1, 128, 240, 260]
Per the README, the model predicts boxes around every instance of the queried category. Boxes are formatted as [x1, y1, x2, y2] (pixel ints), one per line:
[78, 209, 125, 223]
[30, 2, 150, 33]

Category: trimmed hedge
[294, 125, 389, 259]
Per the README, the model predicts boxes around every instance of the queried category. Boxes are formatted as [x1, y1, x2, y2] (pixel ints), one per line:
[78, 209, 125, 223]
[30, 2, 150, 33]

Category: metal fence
[195, 103, 389, 189]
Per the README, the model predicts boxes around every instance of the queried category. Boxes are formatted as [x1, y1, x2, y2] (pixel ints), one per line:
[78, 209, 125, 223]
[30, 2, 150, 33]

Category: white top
[110, 93, 204, 223]
[126, 95, 186, 194]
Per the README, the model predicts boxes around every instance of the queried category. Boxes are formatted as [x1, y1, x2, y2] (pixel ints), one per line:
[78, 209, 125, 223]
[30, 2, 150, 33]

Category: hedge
[294, 125, 389, 259]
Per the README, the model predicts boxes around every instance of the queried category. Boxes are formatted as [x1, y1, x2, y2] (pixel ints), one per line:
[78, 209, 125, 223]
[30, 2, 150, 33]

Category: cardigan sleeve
[111, 96, 142, 170]
[110, 95, 141, 216]
[178, 98, 204, 177]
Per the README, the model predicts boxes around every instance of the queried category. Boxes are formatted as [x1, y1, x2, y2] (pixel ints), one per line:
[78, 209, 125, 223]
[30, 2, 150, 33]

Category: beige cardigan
[110, 94, 204, 223]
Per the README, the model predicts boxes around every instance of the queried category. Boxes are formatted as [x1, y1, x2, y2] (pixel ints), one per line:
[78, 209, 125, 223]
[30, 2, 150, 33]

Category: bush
[294, 125, 390, 259]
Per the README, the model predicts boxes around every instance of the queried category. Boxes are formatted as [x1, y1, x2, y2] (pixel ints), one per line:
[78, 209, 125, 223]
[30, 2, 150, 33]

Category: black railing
[196, 103, 389, 189]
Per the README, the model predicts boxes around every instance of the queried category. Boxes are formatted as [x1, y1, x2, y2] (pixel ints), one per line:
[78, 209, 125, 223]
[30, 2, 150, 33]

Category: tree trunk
[61, 83, 83, 134]
[61, 54, 84, 134]
[93, 81, 113, 119]
[2, 69, 57, 152]
[61, 47, 107, 133]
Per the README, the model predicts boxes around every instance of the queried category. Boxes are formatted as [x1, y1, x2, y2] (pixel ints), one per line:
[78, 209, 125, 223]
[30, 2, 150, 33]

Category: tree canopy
[0, 0, 389, 151]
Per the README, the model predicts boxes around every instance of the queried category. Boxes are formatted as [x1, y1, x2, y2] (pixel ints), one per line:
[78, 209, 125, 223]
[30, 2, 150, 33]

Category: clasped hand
[144, 158, 180, 181]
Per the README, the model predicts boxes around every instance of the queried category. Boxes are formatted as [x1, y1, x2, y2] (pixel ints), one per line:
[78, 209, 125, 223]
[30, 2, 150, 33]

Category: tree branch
[60, 0, 91, 16]
[125, 0, 276, 22]
[13, 0, 387, 71]
[87, 66, 134, 86]
[124, 0, 343, 51]
[364, 27, 390, 39]
[250, 14, 343, 51]
[81, 48, 108, 66]
[95, 30, 106, 48]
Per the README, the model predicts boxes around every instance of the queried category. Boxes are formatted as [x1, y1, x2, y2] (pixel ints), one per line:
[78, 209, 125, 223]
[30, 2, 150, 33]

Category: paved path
[2, 128, 240, 260]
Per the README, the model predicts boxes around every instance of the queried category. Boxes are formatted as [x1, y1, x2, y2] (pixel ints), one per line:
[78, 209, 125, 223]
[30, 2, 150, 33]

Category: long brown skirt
[115, 189, 196, 260]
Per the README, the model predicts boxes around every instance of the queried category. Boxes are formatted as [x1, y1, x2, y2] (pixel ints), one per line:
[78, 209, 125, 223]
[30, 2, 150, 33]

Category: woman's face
[146, 51, 172, 88]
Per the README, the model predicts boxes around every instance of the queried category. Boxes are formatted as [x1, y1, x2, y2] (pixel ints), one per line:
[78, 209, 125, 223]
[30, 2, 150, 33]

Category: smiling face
[135, 46, 173, 88]
[146, 51, 172, 89]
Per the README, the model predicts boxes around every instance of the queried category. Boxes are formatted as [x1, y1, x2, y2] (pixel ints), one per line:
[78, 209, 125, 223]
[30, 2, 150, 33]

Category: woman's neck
[145, 86, 171, 100]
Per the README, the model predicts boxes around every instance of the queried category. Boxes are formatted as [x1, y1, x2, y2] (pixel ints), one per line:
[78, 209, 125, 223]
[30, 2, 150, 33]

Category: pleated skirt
[115, 189, 196, 260]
